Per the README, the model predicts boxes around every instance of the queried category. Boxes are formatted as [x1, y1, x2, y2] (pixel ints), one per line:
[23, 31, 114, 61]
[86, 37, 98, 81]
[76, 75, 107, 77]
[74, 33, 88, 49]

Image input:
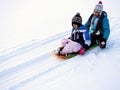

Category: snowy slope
[1, 0, 120, 90]
[0, 31, 70, 90]
[0, 17, 120, 90]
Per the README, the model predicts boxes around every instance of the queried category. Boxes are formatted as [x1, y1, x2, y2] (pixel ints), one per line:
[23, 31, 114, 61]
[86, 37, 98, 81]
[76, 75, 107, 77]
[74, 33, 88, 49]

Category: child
[85, 1, 110, 48]
[55, 13, 91, 56]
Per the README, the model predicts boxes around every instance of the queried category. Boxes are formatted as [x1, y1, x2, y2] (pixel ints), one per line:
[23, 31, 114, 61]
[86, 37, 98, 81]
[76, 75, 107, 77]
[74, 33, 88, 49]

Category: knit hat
[72, 12, 82, 27]
[94, 1, 103, 14]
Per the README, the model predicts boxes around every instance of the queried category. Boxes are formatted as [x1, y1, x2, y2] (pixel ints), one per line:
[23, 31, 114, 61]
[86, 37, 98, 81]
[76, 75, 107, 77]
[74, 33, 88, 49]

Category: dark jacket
[70, 25, 91, 49]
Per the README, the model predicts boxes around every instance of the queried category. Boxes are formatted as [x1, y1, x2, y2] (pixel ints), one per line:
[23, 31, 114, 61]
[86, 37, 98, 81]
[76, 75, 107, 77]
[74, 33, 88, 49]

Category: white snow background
[0, 0, 120, 90]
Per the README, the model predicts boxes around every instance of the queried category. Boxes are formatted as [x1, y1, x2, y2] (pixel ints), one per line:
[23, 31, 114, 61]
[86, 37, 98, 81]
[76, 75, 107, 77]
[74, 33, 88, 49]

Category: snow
[0, 0, 120, 90]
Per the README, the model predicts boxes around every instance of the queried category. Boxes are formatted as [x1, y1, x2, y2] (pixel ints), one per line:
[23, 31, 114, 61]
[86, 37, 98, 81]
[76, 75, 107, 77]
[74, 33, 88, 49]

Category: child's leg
[61, 40, 81, 54]
[72, 42, 82, 52]
[61, 38, 70, 46]
[54, 38, 70, 55]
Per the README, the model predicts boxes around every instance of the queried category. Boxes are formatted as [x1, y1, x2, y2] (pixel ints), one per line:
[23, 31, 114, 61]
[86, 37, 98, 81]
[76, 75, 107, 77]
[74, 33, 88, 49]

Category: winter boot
[54, 47, 64, 55]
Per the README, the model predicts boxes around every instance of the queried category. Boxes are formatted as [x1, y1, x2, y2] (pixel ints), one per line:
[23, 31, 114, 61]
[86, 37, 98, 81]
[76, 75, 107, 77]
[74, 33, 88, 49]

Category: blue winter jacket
[85, 11, 110, 40]
[70, 25, 91, 49]
[102, 13, 110, 39]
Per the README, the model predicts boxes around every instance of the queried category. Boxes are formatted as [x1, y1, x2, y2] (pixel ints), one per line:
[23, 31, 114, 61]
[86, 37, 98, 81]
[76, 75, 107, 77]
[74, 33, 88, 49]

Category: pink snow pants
[60, 38, 82, 55]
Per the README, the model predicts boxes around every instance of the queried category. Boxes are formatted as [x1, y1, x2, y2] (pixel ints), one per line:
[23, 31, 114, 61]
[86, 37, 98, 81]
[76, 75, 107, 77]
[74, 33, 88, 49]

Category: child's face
[94, 10, 100, 16]
[73, 24, 78, 30]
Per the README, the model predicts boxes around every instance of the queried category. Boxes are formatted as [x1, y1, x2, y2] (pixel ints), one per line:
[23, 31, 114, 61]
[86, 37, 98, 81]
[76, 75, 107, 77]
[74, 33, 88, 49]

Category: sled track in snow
[0, 31, 71, 90]
[0, 31, 69, 61]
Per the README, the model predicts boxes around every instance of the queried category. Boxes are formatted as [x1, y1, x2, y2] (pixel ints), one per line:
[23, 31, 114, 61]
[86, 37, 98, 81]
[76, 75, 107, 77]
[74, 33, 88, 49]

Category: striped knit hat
[72, 12, 82, 27]
[94, 1, 103, 14]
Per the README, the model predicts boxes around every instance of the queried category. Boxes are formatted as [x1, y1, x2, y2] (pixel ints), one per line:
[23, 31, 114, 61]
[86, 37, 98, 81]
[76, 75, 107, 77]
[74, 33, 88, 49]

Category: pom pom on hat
[94, 1, 103, 14]
[72, 12, 82, 27]
[75, 12, 80, 17]
[99, 1, 102, 4]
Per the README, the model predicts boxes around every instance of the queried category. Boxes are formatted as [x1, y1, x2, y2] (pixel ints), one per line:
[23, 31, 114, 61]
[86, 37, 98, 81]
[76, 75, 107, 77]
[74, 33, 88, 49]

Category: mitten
[95, 31, 100, 35]
[79, 47, 86, 55]
[100, 38, 106, 49]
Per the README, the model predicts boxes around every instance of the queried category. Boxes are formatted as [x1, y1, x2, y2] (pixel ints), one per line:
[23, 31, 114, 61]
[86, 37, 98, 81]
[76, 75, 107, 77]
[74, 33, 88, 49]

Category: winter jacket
[85, 11, 110, 40]
[70, 25, 91, 50]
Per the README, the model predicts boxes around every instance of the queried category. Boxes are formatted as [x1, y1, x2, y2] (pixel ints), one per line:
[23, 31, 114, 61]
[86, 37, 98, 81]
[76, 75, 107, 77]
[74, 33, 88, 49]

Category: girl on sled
[55, 13, 91, 56]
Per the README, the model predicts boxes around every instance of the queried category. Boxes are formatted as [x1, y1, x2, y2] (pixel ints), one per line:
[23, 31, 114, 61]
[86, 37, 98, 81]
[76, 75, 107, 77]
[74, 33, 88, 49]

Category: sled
[52, 44, 98, 60]
[52, 51, 78, 60]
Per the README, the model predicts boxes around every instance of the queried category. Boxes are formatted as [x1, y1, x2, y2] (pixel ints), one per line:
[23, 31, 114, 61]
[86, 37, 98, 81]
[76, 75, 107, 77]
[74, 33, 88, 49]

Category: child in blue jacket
[55, 13, 91, 55]
[85, 1, 110, 49]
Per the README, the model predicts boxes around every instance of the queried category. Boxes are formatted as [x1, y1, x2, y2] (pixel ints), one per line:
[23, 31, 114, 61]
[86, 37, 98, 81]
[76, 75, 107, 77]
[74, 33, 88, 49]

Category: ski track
[0, 31, 69, 61]
[0, 31, 71, 90]
[0, 31, 70, 71]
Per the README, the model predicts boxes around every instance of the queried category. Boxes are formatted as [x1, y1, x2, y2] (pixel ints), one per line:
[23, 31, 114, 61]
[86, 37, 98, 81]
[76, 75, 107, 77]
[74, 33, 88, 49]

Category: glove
[100, 39, 106, 49]
[79, 47, 86, 55]
[95, 31, 100, 35]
